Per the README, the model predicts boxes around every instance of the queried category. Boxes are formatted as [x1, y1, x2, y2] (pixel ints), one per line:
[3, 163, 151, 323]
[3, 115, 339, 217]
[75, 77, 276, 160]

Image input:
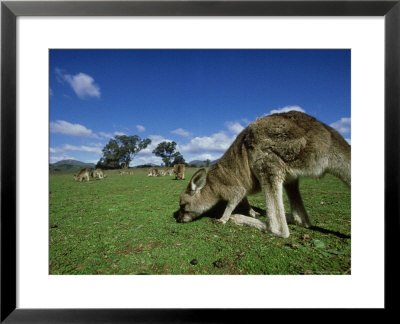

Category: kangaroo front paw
[249, 208, 260, 218]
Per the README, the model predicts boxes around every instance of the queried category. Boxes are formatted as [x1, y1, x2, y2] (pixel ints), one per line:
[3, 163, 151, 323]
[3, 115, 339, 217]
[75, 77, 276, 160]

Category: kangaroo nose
[173, 209, 184, 222]
[177, 211, 186, 222]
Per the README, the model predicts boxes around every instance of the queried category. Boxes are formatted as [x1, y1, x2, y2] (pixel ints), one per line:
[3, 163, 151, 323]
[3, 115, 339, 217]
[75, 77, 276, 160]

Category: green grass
[49, 168, 351, 275]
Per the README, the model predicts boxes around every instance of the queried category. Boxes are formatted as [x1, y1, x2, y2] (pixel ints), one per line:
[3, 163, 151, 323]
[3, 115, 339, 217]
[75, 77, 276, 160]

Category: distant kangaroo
[91, 168, 106, 179]
[177, 111, 350, 238]
[147, 168, 159, 177]
[73, 168, 91, 182]
[174, 164, 186, 180]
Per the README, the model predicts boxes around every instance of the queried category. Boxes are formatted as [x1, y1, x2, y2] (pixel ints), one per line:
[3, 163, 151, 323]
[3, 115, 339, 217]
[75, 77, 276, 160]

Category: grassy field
[49, 168, 351, 275]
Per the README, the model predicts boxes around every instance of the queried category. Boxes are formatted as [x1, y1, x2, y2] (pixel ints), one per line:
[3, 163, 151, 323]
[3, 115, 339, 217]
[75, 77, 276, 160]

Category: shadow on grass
[173, 200, 228, 222]
[173, 200, 265, 223]
[309, 226, 351, 239]
[173, 204, 351, 240]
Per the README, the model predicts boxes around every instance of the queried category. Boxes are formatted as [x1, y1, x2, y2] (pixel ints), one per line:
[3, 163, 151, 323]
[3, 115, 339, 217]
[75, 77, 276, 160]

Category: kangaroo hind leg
[328, 145, 351, 188]
[284, 179, 311, 228]
[263, 177, 290, 238]
[251, 154, 290, 238]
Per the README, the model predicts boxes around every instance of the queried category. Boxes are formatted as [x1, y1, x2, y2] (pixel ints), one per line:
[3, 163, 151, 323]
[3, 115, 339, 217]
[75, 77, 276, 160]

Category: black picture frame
[1, 0, 398, 322]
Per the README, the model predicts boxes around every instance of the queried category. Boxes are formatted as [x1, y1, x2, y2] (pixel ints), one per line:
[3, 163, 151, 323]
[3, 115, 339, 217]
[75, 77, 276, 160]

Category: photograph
[49, 49, 351, 275]
[3, 0, 397, 319]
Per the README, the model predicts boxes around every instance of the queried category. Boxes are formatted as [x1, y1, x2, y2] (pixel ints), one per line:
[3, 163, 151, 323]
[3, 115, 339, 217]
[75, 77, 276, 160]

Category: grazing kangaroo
[177, 111, 350, 238]
[148, 168, 160, 177]
[91, 168, 106, 179]
[73, 168, 91, 182]
[174, 164, 186, 180]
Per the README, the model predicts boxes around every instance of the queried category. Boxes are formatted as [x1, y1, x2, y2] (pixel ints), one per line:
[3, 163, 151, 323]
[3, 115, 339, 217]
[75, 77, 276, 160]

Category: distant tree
[152, 141, 185, 167]
[204, 159, 210, 167]
[172, 153, 186, 166]
[97, 135, 151, 169]
[135, 164, 154, 168]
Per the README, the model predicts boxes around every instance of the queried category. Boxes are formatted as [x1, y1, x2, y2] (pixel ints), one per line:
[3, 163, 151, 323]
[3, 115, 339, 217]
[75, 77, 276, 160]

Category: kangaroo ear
[190, 168, 207, 193]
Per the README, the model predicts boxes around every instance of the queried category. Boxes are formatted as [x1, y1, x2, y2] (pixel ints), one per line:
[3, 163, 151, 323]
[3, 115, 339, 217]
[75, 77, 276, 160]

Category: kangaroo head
[177, 168, 208, 223]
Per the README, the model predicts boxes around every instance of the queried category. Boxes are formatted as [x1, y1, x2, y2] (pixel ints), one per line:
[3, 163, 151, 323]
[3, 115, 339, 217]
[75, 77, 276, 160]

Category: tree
[172, 153, 186, 166]
[152, 141, 185, 167]
[97, 135, 151, 169]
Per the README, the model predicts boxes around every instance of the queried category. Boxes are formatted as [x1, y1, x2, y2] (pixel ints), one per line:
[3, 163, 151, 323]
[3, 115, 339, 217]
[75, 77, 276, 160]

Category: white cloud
[131, 121, 243, 165]
[330, 117, 351, 135]
[149, 135, 172, 143]
[180, 119, 246, 155]
[171, 128, 192, 137]
[181, 131, 236, 154]
[50, 144, 102, 155]
[97, 131, 128, 139]
[88, 142, 105, 147]
[113, 131, 127, 136]
[187, 153, 222, 162]
[50, 144, 103, 165]
[98, 131, 113, 139]
[136, 125, 146, 132]
[56, 68, 100, 99]
[55, 68, 65, 83]
[50, 120, 100, 139]
[178, 119, 249, 158]
[225, 121, 244, 135]
[62, 144, 103, 154]
[64, 72, 101, 99]
[268, 105, 305, 115]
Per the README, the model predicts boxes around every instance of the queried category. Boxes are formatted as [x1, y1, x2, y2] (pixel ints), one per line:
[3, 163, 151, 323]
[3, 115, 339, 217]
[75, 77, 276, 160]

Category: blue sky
[49, 49, 351, 166]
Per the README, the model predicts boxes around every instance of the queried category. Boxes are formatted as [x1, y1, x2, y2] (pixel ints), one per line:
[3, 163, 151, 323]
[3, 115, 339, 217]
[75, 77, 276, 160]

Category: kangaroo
[92, 168, 106, 179]
[177, 111, 350, 238]
[148, 168, 160, 177]
[174, 164, 186, 180]
[73, 168, 91, 182]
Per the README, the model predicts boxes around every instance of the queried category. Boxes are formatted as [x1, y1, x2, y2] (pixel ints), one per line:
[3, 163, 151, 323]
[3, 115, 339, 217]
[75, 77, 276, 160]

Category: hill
[50, 159, 96, 173]
[188, 159, 219, 167]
